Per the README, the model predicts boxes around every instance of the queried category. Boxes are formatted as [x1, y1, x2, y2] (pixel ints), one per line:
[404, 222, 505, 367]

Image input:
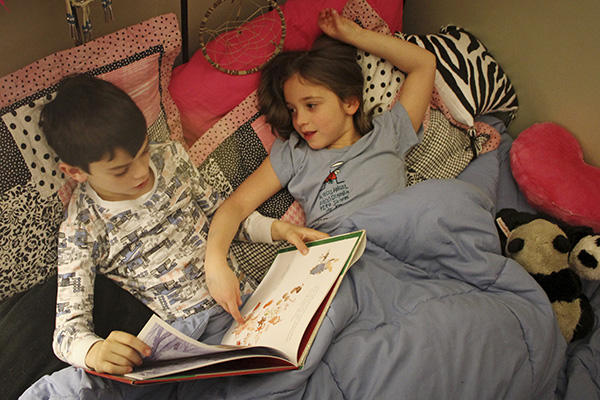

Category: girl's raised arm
[318, 8, 436, 132]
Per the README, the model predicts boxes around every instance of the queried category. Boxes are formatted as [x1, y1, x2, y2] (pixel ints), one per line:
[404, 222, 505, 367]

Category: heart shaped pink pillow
[511, 122, 600, 232]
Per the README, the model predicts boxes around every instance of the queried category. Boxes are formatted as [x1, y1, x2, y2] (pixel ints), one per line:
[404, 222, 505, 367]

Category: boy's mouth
[134, 177, 149, 190]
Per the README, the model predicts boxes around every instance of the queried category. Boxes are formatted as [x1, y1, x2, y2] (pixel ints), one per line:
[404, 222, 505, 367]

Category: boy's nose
[132, 159, 149, 179]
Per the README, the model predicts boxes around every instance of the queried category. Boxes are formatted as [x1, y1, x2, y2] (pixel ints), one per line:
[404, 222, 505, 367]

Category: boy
[38, 75, 326, 377]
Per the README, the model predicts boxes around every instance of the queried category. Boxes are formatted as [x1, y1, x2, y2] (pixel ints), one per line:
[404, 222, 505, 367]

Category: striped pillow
[396, 25, 518, 128]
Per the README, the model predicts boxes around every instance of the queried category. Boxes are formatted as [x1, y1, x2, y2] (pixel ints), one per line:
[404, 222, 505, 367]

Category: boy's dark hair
[258, 35, 374, 139]
[39, 74, 147, 173]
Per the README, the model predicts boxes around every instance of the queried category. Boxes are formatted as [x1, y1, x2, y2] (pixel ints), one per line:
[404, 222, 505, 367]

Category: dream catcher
[199, 0, 286, 75]
[65, 0, 114, 45]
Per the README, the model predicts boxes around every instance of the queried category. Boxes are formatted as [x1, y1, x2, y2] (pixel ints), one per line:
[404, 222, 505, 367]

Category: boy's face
[61, 137, 154, 201]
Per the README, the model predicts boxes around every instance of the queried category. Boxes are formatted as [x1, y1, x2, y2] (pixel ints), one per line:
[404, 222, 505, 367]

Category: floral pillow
[0, 14, 182, 301]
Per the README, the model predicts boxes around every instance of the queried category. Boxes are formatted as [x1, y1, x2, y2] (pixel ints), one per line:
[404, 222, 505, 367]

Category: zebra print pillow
[396, 25, 518, 128]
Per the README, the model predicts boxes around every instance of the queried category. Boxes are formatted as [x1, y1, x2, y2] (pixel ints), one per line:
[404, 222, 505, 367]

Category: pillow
[0, 13, 182, 301]
[396, 25, 518, 128]
[186, 0, 399, 217]
[510, 122, 600, 233]
[179, 0, 402, 280]
[169, 0, 404, 145]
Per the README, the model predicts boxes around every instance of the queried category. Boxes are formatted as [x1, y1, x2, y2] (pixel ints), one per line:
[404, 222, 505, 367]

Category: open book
[89, 230, 366, 385]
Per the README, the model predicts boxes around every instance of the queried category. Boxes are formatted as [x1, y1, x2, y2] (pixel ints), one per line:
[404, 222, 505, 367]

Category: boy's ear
[343, 97, 360, 116]
[59, 162, 89, 183]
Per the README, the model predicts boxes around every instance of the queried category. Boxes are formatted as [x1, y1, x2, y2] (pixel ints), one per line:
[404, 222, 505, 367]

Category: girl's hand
[85, 331, 151, 374]
[318, 8, 361, 43]
[205, 259, 244, 324]
[271, 220, 329, 255]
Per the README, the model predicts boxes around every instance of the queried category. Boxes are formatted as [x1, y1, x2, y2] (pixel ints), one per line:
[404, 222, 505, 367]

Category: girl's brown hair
[258, 35, 373, 139]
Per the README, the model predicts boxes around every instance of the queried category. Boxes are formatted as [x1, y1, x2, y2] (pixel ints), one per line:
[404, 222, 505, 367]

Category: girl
[205, 8, 436, 321]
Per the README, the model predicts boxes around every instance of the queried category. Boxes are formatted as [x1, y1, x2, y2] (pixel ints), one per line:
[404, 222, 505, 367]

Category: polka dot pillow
[0, 14, 182, 301]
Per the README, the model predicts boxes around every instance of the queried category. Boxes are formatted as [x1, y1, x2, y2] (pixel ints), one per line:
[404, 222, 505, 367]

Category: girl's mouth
[302, 131, 316, 141]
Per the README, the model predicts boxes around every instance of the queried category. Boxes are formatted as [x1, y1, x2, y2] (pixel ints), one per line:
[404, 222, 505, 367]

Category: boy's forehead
[90, 137, 149, 172]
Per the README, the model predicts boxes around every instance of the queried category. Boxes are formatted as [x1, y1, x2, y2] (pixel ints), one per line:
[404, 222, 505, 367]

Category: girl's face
[283, 74, 360, 150]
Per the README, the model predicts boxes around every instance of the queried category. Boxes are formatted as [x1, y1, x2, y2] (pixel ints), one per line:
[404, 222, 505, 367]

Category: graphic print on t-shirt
[318, 161, 349, 213]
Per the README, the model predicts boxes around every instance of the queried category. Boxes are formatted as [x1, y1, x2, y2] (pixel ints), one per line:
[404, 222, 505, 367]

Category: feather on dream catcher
[65, 0, 114, 44]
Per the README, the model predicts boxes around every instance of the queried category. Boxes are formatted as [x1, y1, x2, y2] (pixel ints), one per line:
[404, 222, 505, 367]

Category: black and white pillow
[356, 49, 405, 116]
[396, 25, 519, 127]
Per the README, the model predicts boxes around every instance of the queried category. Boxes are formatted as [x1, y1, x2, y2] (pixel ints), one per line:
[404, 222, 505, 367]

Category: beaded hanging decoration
[65, 0, 114, 45]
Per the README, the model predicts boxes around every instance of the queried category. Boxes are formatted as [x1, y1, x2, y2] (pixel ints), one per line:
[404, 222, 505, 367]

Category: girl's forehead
[284, 75, 334, 101]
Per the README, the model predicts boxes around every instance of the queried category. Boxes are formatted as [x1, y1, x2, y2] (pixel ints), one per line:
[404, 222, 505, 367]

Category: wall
[403, 0, 600, 167]
[0, 0, 280, 77]
[0, 0, 181, 77]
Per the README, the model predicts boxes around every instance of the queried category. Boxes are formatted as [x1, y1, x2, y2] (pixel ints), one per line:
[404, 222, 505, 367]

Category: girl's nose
[294, 110, 308, 126]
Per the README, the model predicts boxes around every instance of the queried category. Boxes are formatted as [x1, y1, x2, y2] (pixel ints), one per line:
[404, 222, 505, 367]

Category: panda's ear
[553, 235, 570, 253]
[553, 221, 595, 250]
[496, 209, 538, 231]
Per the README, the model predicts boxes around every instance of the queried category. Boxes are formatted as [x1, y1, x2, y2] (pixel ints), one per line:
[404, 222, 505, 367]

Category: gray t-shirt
[270, 102, 420, 233]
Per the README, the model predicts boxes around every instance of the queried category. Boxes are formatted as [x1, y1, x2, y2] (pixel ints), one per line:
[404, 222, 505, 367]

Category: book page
[125, 315, 289, 380]
[220, 233, 363, 363]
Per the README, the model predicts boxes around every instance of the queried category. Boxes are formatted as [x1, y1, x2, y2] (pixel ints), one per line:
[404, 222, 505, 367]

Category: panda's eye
[507, 238, 525, 254]
[553, 235, 570, 253]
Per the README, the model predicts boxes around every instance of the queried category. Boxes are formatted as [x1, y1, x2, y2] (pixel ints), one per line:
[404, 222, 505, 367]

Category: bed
[1, 0, 599, 399]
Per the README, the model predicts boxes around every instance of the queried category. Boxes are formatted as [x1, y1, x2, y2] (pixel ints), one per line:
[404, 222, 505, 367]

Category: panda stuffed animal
[570, 235, 600, 281]
[496, 208, 595, 342]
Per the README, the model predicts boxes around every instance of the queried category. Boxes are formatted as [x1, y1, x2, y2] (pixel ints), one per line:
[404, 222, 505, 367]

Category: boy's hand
[205, 260, 244, 324]
[318, 8, 361, 43]
[85, 331, 151, 375]
[271, 220, 329, 255]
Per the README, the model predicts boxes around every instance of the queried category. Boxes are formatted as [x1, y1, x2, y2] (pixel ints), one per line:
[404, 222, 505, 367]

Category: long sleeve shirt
[53, 141, 274, 368]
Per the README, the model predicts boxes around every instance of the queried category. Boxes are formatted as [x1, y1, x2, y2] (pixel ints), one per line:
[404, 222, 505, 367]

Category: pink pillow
[169, 0, 403, 145]
[511, 122, 600, 232]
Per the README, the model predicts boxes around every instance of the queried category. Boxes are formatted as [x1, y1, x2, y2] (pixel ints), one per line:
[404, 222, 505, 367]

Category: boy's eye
[114, 168, 128, 177]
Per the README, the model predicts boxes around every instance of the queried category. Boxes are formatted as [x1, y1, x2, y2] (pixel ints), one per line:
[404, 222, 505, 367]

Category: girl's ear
[343, 97, 360, 116]
[59, 162, 89, 183]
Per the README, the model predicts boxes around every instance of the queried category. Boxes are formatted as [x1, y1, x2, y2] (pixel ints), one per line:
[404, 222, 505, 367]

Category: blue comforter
[29, 133, 600, 399]
[170, 178, 566, 399]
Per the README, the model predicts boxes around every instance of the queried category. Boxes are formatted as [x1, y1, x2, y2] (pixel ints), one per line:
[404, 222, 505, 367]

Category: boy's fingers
[107, 331, 151, 360]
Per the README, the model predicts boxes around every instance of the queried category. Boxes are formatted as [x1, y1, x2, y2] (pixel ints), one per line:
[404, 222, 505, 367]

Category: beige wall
[0, 0, 185, 76]
[0, 0, 266, 77]
[403, 0, 600, 167]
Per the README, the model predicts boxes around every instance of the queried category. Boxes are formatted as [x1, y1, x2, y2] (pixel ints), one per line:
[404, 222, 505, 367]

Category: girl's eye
[307, 103, 316, 109]
[287, 107, 296, 114]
